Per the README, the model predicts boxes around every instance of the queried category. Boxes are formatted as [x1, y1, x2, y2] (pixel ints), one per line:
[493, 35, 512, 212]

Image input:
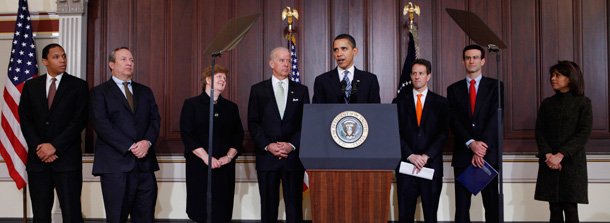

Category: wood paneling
[308, 170, 392, 222]
[86, 0, 610, 154]
[582, 0, 609, 136]
[507, 0, 538, 135]
[370, 0, 399, 101]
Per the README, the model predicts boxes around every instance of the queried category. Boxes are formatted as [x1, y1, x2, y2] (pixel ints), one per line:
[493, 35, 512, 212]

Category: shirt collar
[413, 87, 428, 97]
[47, 72, 64, 83]
[271, 75, 289, 86]
[466, 74, 483, 84]
[337, 65, 355, 76]
[112, 75, 132, 85]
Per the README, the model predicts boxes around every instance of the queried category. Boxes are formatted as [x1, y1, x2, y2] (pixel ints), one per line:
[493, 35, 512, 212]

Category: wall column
[57, 0, 87, 80]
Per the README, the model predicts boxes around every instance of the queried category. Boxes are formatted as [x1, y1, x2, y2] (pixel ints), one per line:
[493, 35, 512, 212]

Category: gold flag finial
[403, 2, 420, 29]
[282, 6, 299, 34]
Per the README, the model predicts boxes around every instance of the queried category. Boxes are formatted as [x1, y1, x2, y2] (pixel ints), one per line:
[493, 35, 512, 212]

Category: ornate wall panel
[86, 0, 610, 154]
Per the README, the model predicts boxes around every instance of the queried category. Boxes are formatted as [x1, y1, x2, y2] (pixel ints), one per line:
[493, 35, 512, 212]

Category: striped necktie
[343, 70, 351, 103]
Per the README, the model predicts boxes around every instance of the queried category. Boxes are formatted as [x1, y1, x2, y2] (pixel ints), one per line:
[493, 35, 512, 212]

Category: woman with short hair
[180, 65, 244, 222]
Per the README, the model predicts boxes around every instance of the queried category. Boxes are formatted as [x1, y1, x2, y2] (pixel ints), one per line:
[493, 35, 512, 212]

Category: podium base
[308, 170, 393, 223]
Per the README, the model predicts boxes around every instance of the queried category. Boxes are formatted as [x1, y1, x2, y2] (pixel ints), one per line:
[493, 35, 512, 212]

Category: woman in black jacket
[180, 65, 244, 222]
[534, 61, 592, 222]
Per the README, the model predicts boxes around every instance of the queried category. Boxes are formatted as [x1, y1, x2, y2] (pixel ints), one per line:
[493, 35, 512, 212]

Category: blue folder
[456, 160, 498, 195]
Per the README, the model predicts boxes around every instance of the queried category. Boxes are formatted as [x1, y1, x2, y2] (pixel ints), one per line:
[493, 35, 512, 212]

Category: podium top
[300, 104, 401, 170]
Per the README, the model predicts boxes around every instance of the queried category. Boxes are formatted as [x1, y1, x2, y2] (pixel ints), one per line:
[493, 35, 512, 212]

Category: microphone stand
[488, 44, 504, 223]
[340, 80, 347, 103]
[199, 12, 260, 223]
[207, 51, 222, 223]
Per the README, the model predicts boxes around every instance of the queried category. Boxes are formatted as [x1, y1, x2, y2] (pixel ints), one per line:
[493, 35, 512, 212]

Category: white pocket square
[292, 98, 299, 101]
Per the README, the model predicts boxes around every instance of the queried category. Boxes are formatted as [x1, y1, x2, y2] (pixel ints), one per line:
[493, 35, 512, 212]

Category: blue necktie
[343, 70, 351, 103]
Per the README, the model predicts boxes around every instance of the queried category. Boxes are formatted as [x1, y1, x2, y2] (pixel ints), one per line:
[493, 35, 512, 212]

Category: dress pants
[100, 167, 157, 223]
[454, 165, 499, 223]
[396, 172, 443, 223]
[257, 170, 304, 223]
[28, 169, 82, 223]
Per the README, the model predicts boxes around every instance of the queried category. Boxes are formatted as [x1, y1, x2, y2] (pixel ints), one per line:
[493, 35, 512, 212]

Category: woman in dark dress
[180, 65, 244, 222]
[534, 61, 592, 223]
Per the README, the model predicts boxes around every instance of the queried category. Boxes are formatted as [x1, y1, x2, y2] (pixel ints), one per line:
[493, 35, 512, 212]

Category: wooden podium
[308, 170, 393, 222]
[300, 104, 401, 223]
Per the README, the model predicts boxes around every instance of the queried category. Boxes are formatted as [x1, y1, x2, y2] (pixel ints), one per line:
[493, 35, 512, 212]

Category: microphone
[340, 80, 347, 96]
[351, 80, 359, 94]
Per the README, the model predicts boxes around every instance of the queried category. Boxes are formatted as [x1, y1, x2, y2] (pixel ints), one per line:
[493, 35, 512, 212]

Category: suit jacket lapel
[352, 68, 363, 102]
[132, 82, 140, 113]
[264, 79, 282, 120]
[329, 68, 342, 99]
[107, 78, 133, 113]
[457, 79, 472, 118]
[474, 77, 490, 117]
[34, 74, 50, 114]
[283, 80, 298, 119]
[420, 92, 434, 126]
[49, 73, 71, 112]
[404, 90, 418, 126]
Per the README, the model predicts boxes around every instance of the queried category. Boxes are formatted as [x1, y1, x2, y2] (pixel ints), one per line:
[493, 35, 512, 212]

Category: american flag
[396, 30, 417, 96]
[287, 35, 309, 197]
[288, 36, 301, 83]
[0, 0, 38, 190]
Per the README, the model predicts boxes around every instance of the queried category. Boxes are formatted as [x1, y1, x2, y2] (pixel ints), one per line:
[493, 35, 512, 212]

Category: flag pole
[23, 186, 27, 223]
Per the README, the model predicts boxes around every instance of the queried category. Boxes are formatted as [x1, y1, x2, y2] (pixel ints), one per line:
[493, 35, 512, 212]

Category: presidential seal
[330, 111, 369, 149]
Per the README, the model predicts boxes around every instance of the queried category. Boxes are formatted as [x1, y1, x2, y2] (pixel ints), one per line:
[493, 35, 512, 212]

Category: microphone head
[351, 80, 359, 92]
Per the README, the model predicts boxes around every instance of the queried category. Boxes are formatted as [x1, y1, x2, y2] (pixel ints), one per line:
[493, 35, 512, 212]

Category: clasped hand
[202, 155, 232, 169]
[268, 142, 293, 159]
[408, 154, 429, 174]
[130, 140, 150, 158]
[470, 141, 488, 157]
[37, 143, 58, 163]
[470, 141, 488, 168]
[545, 153, 563, 171]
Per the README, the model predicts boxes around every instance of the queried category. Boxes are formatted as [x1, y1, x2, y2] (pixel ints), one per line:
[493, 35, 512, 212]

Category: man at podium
[312, 34, 380, 104]
[248, 47, 310, 223]
[394, 59, 449, 222]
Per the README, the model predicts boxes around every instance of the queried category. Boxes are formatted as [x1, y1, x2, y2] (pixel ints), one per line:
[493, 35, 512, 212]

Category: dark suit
[90, 78, 161, 223]
[248, 78, 309, 223]
[312, 67, 380, 103]
[19, 73, 88, 223]
[447, 76, 504, 223]
[395, 89, 449, 223]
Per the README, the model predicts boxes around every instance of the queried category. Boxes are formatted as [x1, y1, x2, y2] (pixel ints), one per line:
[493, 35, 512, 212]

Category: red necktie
[416, 94, 422, 126]
[48, 77, 56, 109]
[469, 79, 476, 116]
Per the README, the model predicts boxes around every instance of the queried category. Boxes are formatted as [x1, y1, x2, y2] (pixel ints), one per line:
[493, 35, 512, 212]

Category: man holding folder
[395, 59, 449, 222]
[447, 45, 504, 222]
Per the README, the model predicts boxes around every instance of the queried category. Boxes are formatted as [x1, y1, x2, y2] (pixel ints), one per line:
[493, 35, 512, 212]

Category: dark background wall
[86, 0, 610, 154]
